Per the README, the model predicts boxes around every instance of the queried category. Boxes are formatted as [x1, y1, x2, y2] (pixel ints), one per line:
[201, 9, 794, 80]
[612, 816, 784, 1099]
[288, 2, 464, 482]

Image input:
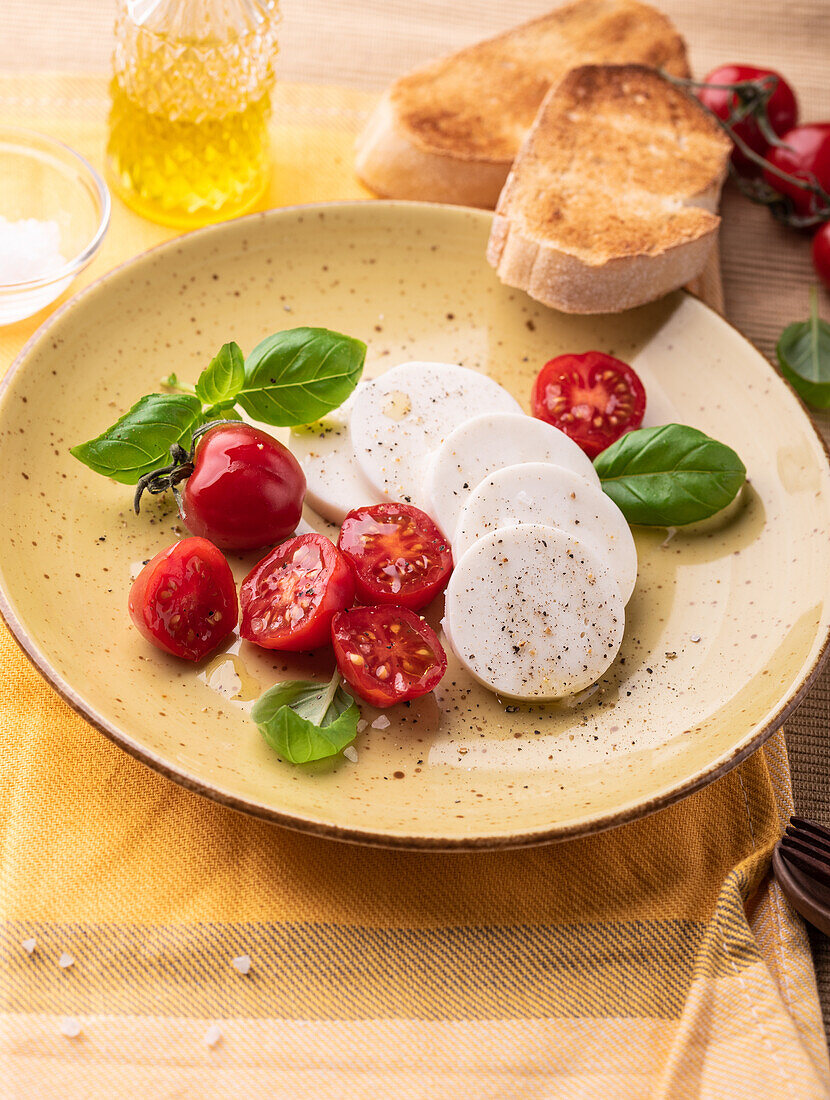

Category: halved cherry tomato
[182, 423, 306, 551]
[696, 65, 798, 174]
[240, 533, 354, 651]
[764, 124, 830, 219]
[337, 503, 453, 611]
[128, 537, 237, 661]
[531, 351, 646, 459]
[332, 605, 447, 708]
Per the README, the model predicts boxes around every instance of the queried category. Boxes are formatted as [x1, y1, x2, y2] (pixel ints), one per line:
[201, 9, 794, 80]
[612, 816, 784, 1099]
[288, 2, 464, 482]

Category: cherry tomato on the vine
[696, 65, 798, 174]
[812, 223, 830, 291]
[531, 351, 646, 459]
[331, 604, 447, 708]
[128, 537, 238, 662]
[239, 533, 354, 651]
[181, 423, 306, 551]
[337, 503, 453, 611]
[764, 124, 830, 220]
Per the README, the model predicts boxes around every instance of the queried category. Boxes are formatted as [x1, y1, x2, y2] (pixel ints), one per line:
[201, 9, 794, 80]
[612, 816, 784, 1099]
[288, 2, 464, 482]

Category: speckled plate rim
[2, 199, 830, 851]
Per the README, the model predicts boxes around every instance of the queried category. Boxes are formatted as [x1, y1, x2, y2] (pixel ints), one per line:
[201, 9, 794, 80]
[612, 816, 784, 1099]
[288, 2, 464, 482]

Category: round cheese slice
[454, 462, 637, 604]
[349, 362, 521, 511]
[425, 411, 600, 541]
[443, 523, 624, 700]
[289, 392, 381, 524]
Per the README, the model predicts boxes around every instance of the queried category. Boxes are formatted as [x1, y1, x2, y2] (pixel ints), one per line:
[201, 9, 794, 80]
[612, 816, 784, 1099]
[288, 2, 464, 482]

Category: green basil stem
[316, 669, 342, 720]
[161, 374, 197, 395]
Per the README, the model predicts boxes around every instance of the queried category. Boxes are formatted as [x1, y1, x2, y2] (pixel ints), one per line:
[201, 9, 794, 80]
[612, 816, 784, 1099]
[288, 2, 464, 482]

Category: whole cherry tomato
[331, 605, 447, 708]
[181, 423, 306, 551]
[696, 65, 798, 174]
[812, 223, 830, 291]
[531, 351, 646, 459]
[128, 537, 238, 661]
[338, 503, 453, 611]
[240, 533, 354, 651]
[764, 124, 830, 220]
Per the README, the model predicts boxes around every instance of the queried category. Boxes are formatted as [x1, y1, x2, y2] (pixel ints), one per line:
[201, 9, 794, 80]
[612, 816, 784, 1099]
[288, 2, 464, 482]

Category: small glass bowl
[0, 127, 111, 325]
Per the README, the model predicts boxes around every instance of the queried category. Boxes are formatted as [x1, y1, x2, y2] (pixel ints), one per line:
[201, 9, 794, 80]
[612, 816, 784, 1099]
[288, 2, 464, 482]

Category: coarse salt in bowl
[0, 127, 110, 325]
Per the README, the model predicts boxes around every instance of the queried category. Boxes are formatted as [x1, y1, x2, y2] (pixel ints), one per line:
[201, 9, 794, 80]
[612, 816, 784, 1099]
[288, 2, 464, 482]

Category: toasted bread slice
[486, 65, 731, 313]
[355, 0, 690, 208]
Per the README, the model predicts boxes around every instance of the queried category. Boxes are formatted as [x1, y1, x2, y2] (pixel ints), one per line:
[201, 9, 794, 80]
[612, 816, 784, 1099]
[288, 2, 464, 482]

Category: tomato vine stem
[132, 419, 241, 515]
[661, 71, 830, 228]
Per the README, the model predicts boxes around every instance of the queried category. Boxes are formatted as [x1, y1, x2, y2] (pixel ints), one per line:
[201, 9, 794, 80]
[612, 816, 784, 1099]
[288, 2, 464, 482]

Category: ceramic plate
[2, 202, 829, 849]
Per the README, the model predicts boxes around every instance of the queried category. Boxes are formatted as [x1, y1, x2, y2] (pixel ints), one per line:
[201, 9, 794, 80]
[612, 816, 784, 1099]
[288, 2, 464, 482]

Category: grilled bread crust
[486, 65, 731, 313]
[355, 0, 690, 208]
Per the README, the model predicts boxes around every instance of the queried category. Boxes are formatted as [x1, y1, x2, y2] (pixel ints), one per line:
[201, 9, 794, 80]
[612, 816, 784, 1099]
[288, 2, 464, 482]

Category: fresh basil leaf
[203, 403, 242, 422]
[252, 670, 359, 764]
[237, 327, 366, 426]
[195, 341, 245, 407]
[594, 424, 746, 526]
[70, 394, 203, 485]
[776, 288, 830, 409]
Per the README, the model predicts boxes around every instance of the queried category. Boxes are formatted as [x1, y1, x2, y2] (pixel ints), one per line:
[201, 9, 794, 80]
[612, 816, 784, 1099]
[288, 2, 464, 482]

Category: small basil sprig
[69, 393, 204, 485]
[595, 424, 746, 526]
[776, 287, 830, 409]
[252, 670, 360, 764]
[195, 341, 245, 406]
[71, 327, 366, 486]
[237, 328, 366, 426]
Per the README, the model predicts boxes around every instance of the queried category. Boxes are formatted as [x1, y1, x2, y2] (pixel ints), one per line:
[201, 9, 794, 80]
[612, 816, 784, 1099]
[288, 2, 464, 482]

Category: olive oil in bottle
[106, 0, 279, 228]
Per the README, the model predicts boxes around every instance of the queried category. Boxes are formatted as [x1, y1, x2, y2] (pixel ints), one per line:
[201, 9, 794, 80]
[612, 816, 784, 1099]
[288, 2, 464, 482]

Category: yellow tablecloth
[1, 74, 828, 1100]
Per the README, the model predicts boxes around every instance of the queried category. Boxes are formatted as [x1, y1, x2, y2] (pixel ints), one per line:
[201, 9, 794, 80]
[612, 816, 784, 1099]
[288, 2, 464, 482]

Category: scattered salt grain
[343, 745, 359, 763]
[204, 1024, 223, 1048]
[57, 953, 75, 969]
[59, 1017, 82, 1038]
[690, 634, 701, 643]
[231, 955, 251, 975]
[21, 938, 36, 955]
[0, 216, 67, 284]
[356, 719, 368, 733]
[371, 715, 390, 729]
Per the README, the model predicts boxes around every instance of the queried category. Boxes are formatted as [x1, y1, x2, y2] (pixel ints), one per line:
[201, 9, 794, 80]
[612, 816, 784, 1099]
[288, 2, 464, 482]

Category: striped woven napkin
[1, 75, 828, 1100]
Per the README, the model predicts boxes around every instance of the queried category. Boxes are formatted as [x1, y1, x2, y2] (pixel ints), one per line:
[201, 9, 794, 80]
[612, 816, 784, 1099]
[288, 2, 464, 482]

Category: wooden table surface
[4, 0, 830, 1029]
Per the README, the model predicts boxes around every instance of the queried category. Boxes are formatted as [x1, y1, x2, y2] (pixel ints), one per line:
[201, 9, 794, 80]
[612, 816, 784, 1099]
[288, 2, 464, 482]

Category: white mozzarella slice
[443, 524, 624, 700]
[425, 412, 600, 541]
[454, 462, 637, 604]
[289, 392, 381, 524]
[349, 361, 522, 512]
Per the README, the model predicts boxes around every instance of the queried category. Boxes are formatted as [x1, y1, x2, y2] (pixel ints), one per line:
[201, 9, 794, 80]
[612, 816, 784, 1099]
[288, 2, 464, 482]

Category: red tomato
[128, 537, 237, 661]
[764, 124, 830, 219]
[531, 351, 646, 459]
[182, 423, 306, 551]
[696, 65, 798, 173]
[239, 533, 354, 651]
[337, 503, 453, 610]
[332, 605, 447, 708]
[812, 224, 830, 290]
